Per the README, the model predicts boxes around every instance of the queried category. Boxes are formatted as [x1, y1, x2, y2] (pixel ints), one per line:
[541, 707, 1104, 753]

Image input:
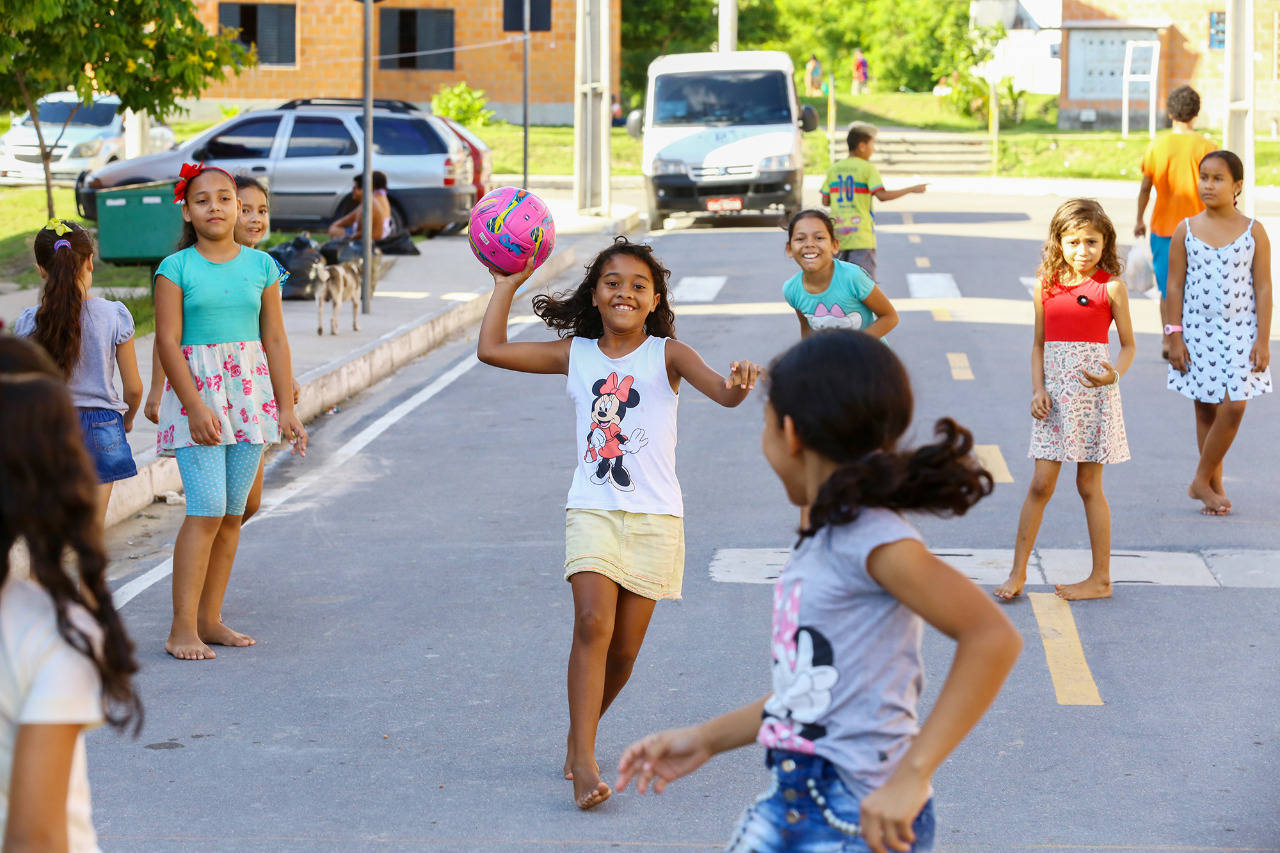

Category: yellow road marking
[901, 212, 914, 226]
[1028, 593, 1104, 706]
[930, 307, 951, 321]
[914, 256, 931, 268]
[947, 352, 974, 380]
[908, 234, 922, 243]
[973, 444, 1013, 483]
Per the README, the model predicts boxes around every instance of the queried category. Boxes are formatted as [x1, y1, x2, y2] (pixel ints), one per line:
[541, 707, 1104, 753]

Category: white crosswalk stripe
[670, 275, 728, 303]
[708, 547, 1280, 587]
[907, 273, 961, 298]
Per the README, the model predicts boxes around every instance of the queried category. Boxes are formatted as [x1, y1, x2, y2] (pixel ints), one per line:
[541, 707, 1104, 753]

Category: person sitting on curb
[328, 171, 392, 242]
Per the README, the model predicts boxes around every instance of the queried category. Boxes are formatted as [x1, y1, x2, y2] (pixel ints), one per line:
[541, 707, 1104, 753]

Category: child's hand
[615, 726, 712, 794]
[859, 768, 932, 853]
[1030, 389, 1051, 419]
[144, 390, 162, 424]
[911, 183, 928, 194]
[123, 414, 135, 434]
[1168, 337, 1191, 373]
[490, 256, 538, 291]
[1251, 340, 1270, 373]
[725, 360, 762, 391]
[280, 411, 308, 457]
[189, 403, 223, 446]
[1079, 360, 1118, 387]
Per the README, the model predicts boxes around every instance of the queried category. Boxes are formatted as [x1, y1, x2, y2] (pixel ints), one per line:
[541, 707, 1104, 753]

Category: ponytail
[31, 221, 95, 377]
[766, 331, 994, 545]
[801, 418, 993, 543]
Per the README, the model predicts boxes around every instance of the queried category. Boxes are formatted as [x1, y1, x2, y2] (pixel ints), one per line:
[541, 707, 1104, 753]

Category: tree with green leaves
[0, 0, 253, 218]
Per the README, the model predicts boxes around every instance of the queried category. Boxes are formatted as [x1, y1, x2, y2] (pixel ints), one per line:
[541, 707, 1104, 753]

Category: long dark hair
[767, 332, 993, 543]
[31, 220, 95, 377]
[0, 374, 142, 732]
[533, 236, 677, 339]
[0, 334, 60, 376]
[177, 168, 238, 250]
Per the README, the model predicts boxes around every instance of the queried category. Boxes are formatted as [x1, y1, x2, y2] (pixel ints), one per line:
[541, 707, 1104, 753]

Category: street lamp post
[361, 0, 374, 314]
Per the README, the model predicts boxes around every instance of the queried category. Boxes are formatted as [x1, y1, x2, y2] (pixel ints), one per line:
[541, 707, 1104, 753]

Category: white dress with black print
[1167, 219, 1273, 403]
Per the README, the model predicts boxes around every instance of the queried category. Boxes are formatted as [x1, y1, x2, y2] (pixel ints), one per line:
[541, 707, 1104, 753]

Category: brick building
[191, 0, 621, 124]
[1057, 0, 1280, 130]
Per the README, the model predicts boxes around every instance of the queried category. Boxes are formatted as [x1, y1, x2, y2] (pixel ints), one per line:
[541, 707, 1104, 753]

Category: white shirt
[566, 336, 683, 516]
[0, 577, 104, 852]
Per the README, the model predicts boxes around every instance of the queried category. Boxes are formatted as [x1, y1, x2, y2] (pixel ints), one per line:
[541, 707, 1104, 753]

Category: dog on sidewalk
[316, 256, 379, 335]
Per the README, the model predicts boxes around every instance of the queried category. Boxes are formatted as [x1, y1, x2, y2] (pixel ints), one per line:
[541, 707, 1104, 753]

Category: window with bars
[503, 0, 551, 31]
[219, 3, 296, 66]
[379, 9, 454, 70]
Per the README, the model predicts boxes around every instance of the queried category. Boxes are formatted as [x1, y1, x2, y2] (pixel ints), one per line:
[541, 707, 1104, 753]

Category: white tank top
[566, 336, 682, 517]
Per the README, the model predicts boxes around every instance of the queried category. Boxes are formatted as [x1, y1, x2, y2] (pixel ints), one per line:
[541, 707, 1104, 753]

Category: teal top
[783, 259, 877, 332]
[155, 246, 280, 345]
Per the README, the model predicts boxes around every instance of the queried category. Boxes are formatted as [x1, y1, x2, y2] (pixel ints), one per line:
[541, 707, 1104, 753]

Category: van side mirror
[626, 109, 643, 139]
[799, 105, 818, 133]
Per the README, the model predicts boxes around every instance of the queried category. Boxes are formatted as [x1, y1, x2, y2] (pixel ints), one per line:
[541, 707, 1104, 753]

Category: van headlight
[652, 157, 686, 176]
[758, 154, 795, 172]
[70, 139, 104, 158]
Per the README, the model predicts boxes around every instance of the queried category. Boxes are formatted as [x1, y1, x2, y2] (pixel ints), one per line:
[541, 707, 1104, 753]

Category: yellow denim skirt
[564, 508, 685, 601]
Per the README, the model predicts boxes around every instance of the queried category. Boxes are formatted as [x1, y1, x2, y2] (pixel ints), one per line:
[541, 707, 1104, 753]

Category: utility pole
[361, 0, 373, 313]
[573, 0, 610, 215]
[1223, 0, 1256, 215]
[718, 0, 737, 52]
[523, 0, 531, 189]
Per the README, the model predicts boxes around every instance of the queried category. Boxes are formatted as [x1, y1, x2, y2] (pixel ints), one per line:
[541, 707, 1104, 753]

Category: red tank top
[1043, 270, 1113, 344]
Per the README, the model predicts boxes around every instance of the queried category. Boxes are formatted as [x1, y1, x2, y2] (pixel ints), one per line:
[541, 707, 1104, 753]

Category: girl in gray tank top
[618, 332, 1023, 852]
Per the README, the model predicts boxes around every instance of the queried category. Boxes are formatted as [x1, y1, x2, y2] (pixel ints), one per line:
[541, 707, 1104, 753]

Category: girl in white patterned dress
[1167, 150, 1272, 516]
[154, 164, 308, 662]
[994, 199, 1136, 603]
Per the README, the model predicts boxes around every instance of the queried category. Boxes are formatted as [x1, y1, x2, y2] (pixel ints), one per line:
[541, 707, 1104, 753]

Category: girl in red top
[995, 199, 1136, 602]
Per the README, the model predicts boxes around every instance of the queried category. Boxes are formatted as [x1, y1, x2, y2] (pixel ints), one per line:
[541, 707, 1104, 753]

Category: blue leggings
[174, 443, 265, 517]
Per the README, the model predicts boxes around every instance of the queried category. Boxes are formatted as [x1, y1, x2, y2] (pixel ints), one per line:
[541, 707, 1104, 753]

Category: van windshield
[23, 101, 119, 128]
[653, 70, 792, 127]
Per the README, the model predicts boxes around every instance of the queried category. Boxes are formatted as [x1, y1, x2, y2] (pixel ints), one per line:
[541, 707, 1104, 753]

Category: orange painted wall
[194, 0, 622, 115]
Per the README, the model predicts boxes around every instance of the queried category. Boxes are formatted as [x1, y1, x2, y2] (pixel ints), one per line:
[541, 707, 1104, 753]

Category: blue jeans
[78, 408, 138, 484]
[726, 751, 935, 852]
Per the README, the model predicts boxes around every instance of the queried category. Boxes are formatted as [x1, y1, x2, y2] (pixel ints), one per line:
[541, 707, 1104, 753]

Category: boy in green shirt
[821, 123, 927, 279]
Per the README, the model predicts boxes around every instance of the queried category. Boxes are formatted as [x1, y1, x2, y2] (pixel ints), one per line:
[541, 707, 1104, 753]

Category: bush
[944, 70, 989, 121]
[431, 82, 495, 127]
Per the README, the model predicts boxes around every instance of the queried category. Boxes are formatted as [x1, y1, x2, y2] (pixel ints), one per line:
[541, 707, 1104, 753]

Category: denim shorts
[837, 248, 877, 281]
[78, 408, 138, 484]
[725, 750, 935, 853]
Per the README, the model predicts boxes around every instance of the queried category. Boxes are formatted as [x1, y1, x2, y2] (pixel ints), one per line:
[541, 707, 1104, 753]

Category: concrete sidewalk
[2, 198, 639, 529]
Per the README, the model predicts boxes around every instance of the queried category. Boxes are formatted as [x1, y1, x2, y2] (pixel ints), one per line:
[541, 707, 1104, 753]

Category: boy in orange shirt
[1135, 85, 1216, 356]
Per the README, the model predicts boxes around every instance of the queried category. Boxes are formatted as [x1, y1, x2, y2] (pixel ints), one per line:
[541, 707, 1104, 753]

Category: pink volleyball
[468, 186, 556, 275]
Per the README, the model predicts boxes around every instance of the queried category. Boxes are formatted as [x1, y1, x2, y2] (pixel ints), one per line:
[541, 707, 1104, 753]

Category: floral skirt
[1029, 341, 1129, 464]
[157, 341, 281, 456]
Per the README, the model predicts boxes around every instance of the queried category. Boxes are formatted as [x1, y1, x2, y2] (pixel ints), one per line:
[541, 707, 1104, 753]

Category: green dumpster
[96, 180, 183, 265]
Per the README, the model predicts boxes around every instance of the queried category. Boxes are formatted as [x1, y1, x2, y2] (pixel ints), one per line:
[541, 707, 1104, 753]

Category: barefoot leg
[1056, 463, 1113, 600]
[1192, 402, 1226, 496]
[566, 572, 617, 805]
[1189, 399, 1245, 514]
[166, 514, 221, 661]
[240, 454, 267, 524]
[197, 514, 255, 647]
[996, 460, 1060, 601]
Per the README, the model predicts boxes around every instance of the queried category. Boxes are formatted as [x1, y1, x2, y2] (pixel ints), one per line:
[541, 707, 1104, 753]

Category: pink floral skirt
[157, 341, 281, 455]
[1029, 341, 1129, 464]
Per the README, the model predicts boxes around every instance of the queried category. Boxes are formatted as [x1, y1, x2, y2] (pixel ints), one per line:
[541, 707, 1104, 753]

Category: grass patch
[1000, 133, 1280, 184]
[168, 119, 220, 144]
[799, 91, 1059, 135]
[477, 123, 644, 176]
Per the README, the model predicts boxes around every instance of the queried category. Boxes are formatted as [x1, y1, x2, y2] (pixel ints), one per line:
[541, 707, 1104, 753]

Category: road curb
[101, 247, 582, 530]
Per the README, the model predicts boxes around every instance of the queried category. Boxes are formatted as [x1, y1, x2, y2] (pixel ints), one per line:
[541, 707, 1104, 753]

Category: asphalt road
[89, 190, 1280, 852]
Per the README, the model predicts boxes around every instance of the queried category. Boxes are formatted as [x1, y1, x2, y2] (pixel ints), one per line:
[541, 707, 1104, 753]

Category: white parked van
[626, 51, 818, 223]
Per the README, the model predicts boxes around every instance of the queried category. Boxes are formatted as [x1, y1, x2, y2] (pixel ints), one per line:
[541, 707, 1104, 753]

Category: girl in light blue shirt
[782, 209, 898, 338]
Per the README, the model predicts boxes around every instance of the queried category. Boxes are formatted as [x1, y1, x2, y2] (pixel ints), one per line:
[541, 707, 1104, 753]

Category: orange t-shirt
[1141, 131, 1217, 237]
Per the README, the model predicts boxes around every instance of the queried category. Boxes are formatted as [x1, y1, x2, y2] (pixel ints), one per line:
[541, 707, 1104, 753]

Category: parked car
[76, 98, 474, 235]
[0, 93, 174, 186]
[436, 116, 492, 204]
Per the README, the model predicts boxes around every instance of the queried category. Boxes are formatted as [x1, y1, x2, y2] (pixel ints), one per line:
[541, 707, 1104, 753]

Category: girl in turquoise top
[154, 163, 307, 662]
[782, 210, 898, 338]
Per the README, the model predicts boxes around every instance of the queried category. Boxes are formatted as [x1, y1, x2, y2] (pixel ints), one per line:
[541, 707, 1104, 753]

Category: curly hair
[0, 375, 143, 733]
[1166, 85, 1201, 123]
[767, 332, 993, 544]
[532, 236, 677, 339]
[1036, 198, 1123, 299]
[31, 220, 95, 378]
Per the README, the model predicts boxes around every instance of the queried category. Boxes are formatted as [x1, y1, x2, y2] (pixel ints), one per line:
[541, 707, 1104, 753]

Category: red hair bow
[600, 372, 634, 399]
[173, 162, 205, 204]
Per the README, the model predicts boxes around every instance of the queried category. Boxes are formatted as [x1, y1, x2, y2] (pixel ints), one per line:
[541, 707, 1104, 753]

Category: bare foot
[571, 763, 611, 810]
[165, 633, 216, 661]
[993, 572, 1025, 602]
[199, 620, 255, 647]
[1054, 578, 1112, 600]
[1188, 481, 1231, 515]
